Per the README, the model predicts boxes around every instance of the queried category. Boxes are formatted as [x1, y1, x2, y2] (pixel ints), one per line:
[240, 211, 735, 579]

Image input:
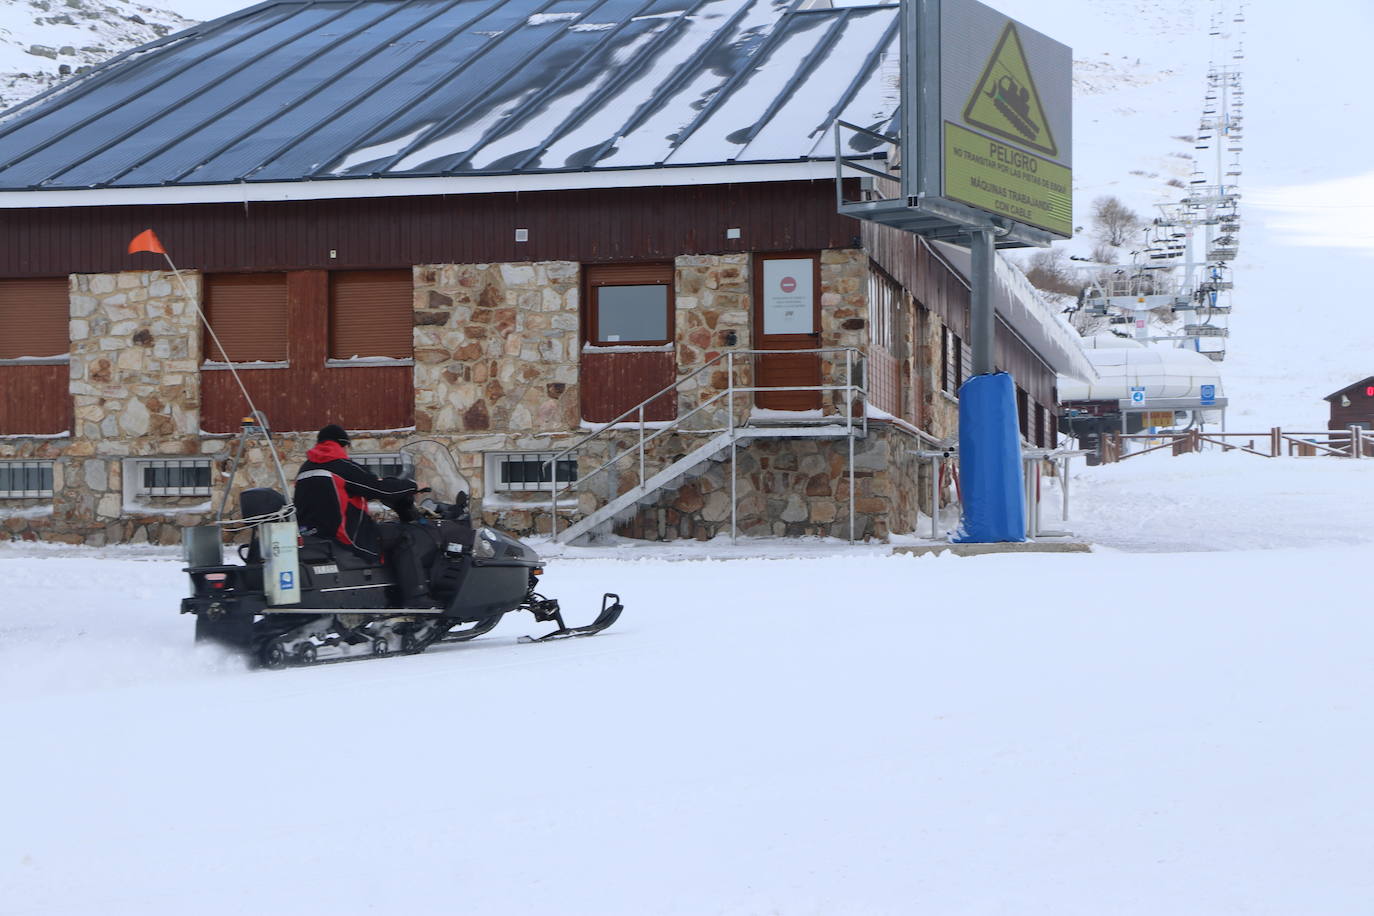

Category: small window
[488, 452, 577, 493]
[0, 460, 54, 498]
[586, 263, 673, 345]
[352, 453, 408, 480]
[330, 270, 413, 360]
[204, 273, 288, 363]
[0, 278, 68, 360]
[132, 459, 212, 497]
[941, 327, 962, 395]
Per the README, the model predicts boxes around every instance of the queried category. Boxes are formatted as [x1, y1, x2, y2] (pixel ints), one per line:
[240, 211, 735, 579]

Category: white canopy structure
[1059, 337, 1224, 403]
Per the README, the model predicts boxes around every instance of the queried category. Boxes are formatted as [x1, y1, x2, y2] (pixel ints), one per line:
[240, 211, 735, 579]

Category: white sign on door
[762, 258, 814, 335]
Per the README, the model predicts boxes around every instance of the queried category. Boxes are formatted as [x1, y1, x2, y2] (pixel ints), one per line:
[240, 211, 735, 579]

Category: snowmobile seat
[240, 488, 288, 564]
[241, 487, 287, 519]
[297, 534, 380, 571]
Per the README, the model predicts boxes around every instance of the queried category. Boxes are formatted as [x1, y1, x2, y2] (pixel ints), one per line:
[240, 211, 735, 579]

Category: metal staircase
[544, 349, 868, 544]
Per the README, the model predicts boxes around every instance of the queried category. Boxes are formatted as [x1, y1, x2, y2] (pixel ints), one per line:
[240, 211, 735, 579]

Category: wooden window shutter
[204, 273, 288, 362]
[0, 278, 69, 359]
[585, 263, 673, 286]
[330, 270, 413, 360]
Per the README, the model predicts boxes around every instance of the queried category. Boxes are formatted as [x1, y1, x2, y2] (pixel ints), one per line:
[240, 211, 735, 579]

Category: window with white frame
[0, 460, 54, 498]
[351, 453, 408, 480]
[131, 458, 212, 497]
[487, 452, 577, 493]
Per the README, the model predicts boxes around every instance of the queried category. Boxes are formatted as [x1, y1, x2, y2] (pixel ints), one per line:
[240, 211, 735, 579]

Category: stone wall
[613, 428, 920, 542]
[673, 253, 751, 427]
[819, 249, 869, 416]
[411, 261, 583, 533]
[413, 262, 580, 438]
[2, 271, 211, 544]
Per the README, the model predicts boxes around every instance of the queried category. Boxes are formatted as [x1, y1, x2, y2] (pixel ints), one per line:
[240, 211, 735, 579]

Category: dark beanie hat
[317, 424, 351, 445]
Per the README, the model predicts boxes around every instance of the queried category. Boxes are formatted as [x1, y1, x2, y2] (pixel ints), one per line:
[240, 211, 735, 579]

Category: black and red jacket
[293, 441, 417, 557]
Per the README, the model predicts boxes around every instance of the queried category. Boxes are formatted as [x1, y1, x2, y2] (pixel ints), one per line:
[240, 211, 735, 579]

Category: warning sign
[944, 122, 1071, 236]
[961, 22, 1058, 157]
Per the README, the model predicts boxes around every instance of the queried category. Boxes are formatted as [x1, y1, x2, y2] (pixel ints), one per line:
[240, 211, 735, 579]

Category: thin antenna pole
[157, 251, 294, 499]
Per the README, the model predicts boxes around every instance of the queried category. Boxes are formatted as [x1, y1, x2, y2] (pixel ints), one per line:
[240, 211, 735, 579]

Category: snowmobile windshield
[400, 440, 469, 509]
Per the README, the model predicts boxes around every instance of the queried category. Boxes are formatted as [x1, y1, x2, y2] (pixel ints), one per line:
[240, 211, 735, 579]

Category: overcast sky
[173, 0, 252, 20]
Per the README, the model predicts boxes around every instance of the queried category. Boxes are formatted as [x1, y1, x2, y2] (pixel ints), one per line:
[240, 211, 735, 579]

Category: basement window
[351, 453, 409, 480]
[0, 460, 54, 498]
[130, 458, 213, 497]
[486, 452, 577, 493]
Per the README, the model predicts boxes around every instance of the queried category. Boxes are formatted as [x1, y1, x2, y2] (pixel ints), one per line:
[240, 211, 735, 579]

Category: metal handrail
[833, 120, 900, 204]
[546, 347, 868, 539]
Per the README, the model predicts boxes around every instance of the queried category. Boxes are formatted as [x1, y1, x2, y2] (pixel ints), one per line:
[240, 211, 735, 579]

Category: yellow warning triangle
[962, 22, 1058, 157]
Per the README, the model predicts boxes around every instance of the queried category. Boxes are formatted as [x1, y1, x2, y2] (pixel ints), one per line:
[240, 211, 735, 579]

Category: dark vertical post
[969, 227, 996, 375]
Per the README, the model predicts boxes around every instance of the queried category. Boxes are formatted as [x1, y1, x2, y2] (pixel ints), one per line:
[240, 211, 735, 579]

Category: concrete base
[892, 539, 1092, 557]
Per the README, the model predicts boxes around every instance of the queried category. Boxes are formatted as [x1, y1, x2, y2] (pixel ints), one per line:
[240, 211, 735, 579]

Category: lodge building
[0, 0, 1090, 544]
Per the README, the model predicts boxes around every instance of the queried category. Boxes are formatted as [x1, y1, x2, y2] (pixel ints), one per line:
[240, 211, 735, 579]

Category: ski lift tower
[834, 0, 1072, 542]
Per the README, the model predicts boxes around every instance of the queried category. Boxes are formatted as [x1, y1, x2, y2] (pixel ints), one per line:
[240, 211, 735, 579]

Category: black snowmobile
[180, 440, 621, 668]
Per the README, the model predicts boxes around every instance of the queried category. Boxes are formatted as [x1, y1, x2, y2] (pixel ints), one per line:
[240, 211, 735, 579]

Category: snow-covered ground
[5, 452, 1374, 915]
[2, 1, 1372, 910]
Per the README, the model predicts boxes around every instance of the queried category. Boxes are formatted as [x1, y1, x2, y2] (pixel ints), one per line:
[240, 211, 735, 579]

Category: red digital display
[1367, 386, 1374, 397]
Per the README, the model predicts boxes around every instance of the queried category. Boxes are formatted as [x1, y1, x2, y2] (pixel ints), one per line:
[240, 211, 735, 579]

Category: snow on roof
[1059, 345, 1224, 403]
[1080, 333, 1146, 349]
[930, 241, 1097, 383]
[0, 0, 900, 197]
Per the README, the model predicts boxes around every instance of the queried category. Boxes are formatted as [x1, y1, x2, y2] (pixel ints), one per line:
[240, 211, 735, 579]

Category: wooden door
[753, 253, 821, 411]
[580, 263, 677, 423]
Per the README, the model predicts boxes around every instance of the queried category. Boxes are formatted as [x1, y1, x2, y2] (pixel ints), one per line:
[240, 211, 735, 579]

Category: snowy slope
[0, 0, 192, 109]
[4, 454, 1374, 914]
[995, 0, 1374, 429]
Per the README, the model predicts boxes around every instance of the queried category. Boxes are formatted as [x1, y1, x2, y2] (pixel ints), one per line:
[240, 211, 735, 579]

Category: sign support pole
[969, 227, 996, 375]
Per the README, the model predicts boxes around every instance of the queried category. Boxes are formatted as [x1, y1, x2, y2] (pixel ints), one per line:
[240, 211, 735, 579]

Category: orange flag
[127, 229, 166, 255]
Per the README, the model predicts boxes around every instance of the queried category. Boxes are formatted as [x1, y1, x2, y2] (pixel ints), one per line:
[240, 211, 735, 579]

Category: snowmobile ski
[519, 593, 623, 643]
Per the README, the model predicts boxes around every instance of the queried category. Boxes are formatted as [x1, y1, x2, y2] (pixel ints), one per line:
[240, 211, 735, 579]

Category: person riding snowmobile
[294, 424, 428, 604]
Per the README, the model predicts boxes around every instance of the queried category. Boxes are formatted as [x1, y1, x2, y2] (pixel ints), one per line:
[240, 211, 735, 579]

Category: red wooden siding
[580, 350, 677, 423]
[1327, 378, 1374, 430]
[201, 364, 413, 434]
[0, 181, 859, 278]
[201, 270, 413, 433]
[863, 221, 1058, 409]
[0, 364, 71, 435]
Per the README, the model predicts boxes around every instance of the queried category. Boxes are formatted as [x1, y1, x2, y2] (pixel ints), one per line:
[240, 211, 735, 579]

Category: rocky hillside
[0, 0, 193, 109]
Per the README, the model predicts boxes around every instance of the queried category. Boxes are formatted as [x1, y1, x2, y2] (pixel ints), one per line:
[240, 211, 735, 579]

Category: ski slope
[5, 453, 1374, 915]
[993, 0, 1374, 429]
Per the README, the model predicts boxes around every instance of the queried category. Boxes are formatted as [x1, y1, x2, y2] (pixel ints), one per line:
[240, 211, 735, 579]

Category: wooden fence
[1100, 426, 1374, 463]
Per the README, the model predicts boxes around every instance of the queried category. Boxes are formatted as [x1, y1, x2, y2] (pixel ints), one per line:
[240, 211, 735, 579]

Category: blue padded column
[953, 371, 1026, 543]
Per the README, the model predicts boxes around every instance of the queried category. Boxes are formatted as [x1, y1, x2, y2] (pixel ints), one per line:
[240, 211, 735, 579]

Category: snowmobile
[180, 439, 622, 668]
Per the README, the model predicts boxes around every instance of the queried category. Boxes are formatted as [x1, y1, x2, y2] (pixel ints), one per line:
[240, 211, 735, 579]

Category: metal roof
[0, 0, 899, 193]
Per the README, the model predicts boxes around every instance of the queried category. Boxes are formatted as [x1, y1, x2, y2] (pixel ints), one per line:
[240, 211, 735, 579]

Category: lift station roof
[0, 0, 901, 199]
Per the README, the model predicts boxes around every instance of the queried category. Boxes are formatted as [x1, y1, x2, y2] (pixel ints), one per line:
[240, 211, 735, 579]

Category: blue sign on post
[1200, 384, 1216, 406]
[1130, 386, 1145, 405]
